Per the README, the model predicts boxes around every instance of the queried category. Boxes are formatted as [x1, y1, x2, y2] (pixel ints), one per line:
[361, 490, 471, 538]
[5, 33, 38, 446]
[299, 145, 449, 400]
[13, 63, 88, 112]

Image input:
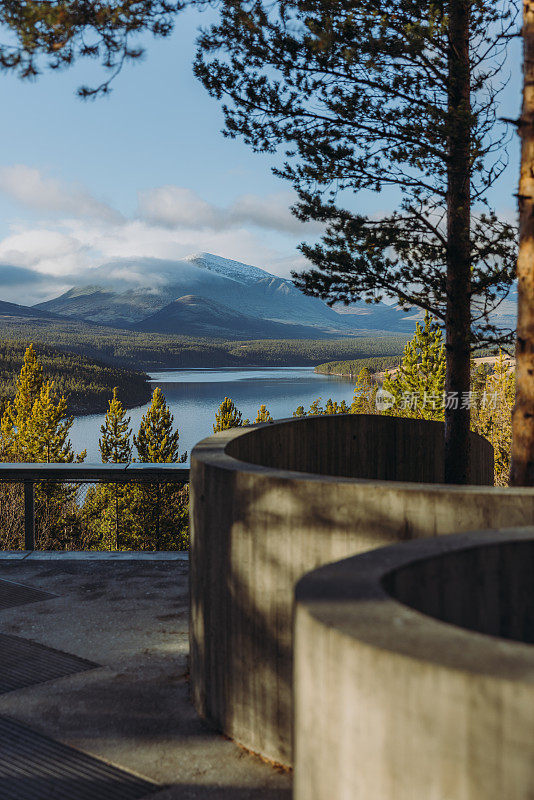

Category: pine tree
[85, 387, 191, 551]
[471, 360, 489, 412]
[213, 397, 248, 432]
[27, 382, 82, 463]
[351, 369, 379, 415]
[99, 388, 132, 464]
[196, 0, 517, 483]
[86, 388, 133, 551]
[325, 398, 350, 415]
[0, 345, 86, 549]
[382, 313, 446, 421]
[133, 387, 188, 550]
[134, 387, 187, 462]
[0, 1, 191, 98]
[254, 404, 273, 424]
[0, 344, 43, 459]
[511, 0, 534, 486]
[473, 352, 515, 486]
[303, 397, 349, 416]
[0, 345, 85, 464]
[307, 399, 324, 416]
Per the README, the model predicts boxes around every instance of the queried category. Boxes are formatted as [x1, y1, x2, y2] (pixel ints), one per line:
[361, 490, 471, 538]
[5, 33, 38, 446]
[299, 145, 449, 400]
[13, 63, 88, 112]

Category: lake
[70, 367, 356, 464]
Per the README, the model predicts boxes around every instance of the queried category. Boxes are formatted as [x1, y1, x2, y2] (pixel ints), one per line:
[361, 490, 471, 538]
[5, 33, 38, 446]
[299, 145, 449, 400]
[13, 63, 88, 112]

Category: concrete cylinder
[190, 414, 501, 765]
[294, 528, 534, 800]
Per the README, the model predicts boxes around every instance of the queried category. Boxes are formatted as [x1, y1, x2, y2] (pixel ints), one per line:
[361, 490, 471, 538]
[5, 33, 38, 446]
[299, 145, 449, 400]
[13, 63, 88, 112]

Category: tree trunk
[444, 0, 472, 484]
[510, 2, 534, 486]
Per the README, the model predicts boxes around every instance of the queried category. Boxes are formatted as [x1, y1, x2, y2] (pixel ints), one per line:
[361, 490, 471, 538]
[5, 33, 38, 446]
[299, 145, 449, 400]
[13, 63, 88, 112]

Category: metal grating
[0, 578, 56, 611]
[0, 633, 99, 695]
[0, 716, 159, 800]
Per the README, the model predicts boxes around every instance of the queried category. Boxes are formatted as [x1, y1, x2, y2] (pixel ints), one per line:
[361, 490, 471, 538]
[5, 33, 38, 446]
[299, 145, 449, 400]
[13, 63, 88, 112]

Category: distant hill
[35, 253, 419, 336]
[334, 300, 424, 330]
[0, 342, 150, 415]
[17, 251, 516, 341]
[132, 294, 334, 339]
[0, 299, 60, 322]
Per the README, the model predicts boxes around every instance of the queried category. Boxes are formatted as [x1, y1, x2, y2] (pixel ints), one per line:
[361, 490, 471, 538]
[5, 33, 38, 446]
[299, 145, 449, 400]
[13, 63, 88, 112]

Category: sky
[0, 5, 523, 306]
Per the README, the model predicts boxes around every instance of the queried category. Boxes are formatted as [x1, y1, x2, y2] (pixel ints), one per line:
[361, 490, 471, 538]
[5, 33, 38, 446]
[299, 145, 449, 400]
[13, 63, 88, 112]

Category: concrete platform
[0, 557, 291, 799]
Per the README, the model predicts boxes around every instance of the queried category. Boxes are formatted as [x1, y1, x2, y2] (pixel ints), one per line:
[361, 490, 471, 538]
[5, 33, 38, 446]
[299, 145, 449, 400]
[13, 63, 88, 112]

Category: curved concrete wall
[224, 413, 494, 483]
[294, 529, 534, 800]
[190, 415, 505, 765]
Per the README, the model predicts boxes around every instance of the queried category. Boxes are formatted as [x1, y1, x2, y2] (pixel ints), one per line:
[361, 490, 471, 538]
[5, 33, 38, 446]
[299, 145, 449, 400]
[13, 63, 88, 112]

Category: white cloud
[138, 186, 224, 230]
[0, 228, 93, 277]
[0, 165, 320, 305]
[0, 215, 308, 304]
[0, 165, 123, 223]
[137, 185, 323, 236]
[231, 192, 322, 235]
[65, 217, 281, 267]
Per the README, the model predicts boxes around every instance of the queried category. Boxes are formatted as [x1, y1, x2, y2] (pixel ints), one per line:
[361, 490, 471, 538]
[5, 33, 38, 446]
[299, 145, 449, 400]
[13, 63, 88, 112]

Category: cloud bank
[0, 165, 122, 223]
[0, 165, 317, 305]
[138, 185, 322, 235]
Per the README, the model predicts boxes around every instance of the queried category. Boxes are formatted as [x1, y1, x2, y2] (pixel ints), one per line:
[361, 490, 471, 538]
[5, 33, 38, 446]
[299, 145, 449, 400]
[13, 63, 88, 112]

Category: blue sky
[0, 5, 523, 305]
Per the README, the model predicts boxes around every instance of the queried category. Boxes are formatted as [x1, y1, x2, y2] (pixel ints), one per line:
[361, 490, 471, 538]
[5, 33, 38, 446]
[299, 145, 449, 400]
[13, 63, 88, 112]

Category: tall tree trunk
[444, 0, 472, 484]
[511, 1, 534, 486]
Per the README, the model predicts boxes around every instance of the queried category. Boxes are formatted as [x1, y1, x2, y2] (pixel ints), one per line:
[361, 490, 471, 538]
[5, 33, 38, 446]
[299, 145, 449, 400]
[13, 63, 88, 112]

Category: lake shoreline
[69, 366, 358, 463]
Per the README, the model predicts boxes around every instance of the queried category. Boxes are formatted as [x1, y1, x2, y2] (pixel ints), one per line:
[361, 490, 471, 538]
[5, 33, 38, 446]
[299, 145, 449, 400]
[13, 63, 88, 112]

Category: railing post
[156, 480, 161, 551]
[24, 481, 35, 551]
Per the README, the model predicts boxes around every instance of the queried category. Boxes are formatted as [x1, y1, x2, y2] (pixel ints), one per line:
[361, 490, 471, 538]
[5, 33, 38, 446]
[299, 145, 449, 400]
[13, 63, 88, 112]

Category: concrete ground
[0, 553, 291, 799]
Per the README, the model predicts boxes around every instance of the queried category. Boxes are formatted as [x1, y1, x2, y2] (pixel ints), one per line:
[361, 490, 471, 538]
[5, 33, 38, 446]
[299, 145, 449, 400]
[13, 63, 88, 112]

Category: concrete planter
[294, 528, 534, 800]
[190, 414, 504, 765]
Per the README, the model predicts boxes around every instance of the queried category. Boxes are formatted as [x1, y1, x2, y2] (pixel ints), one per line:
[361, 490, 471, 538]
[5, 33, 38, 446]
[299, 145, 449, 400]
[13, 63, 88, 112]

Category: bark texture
[444, 0, 472, 484]
[511, 1, 534, 486]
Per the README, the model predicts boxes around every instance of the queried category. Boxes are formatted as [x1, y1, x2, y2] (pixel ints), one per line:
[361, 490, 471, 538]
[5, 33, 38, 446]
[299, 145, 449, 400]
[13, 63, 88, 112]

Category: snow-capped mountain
[33, 253, 435, 337]
[184, 253, 274, 284]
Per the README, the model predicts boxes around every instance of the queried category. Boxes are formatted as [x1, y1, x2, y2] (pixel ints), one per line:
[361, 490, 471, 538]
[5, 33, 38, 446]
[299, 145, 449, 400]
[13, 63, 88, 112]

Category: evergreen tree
[254, 404, 273, 424]
[307, 399, 324, 416]
[213, 397, 248, 432]
[471, 359, 490, 411]
[351, 368, 379, 415]
[511, 0, 534, 486]
[196, 0, 517, 483]
[86, 387, 133, 550]
[472, 352, 515, 486]
[99, 387, 132, 463]
[0, 345, 86, 549]
[0, 1, 194, 98]
[132, 387, 188, 550]
[0, 345, 85, 464]
[382, 313, 446, 421]
[0, 344, 43, 458]
[325, 398, 350, 415]
[27, 382, 83, 463]
[82, 387, 191, 552]
[304, 398, 349, 416]
[134, 387, 187, 462]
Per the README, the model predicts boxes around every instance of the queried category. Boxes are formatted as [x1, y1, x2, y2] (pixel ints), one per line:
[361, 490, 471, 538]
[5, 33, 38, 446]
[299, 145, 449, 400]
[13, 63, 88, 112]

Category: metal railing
[0, 463, 189, 550]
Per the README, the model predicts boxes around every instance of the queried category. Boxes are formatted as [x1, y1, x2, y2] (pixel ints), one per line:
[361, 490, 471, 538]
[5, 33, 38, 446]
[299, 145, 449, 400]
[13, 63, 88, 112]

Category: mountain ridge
[35, 252, 418, 336]
[32, 252, 517, 338]
[0, 299, 61, 322]
[132, 294, 336, 339]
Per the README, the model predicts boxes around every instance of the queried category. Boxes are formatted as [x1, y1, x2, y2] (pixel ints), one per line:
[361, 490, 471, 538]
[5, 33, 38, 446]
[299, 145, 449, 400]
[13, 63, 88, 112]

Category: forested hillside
[0, 318, 407, 368]
[315, 346, 506, 378]
[315, 356, 402, 376]
[0, 343, 150, 415]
